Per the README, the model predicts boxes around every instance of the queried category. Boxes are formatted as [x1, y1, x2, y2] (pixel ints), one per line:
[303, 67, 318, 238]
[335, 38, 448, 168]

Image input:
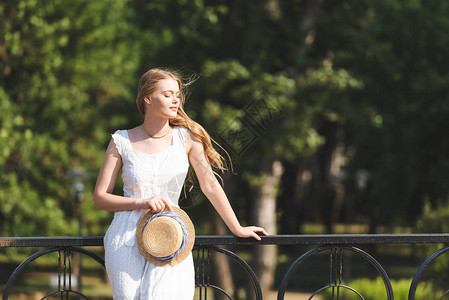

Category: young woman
[94, 68, 268, 299]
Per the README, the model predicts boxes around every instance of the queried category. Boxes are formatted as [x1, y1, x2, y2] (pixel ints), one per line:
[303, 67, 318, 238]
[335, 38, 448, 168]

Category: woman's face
[146, 78, 180, 119]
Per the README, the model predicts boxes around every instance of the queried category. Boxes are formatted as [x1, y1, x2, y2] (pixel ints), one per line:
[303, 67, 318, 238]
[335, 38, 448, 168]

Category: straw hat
[137, 206, 195, 267]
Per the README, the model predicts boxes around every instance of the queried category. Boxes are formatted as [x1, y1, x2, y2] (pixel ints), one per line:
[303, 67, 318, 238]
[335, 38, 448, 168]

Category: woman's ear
[144, 97, 151, 104]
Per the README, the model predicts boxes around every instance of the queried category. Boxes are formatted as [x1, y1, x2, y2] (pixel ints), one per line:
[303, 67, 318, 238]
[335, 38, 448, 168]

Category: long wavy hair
[136, 68, 231, 190]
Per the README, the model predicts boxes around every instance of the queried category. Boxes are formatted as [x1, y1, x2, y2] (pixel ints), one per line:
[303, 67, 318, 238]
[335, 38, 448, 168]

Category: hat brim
[137, 206, 195, 267]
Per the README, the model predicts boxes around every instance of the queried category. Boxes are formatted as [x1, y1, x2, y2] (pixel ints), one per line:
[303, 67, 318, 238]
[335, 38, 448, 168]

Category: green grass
[320, 277, 441, 300]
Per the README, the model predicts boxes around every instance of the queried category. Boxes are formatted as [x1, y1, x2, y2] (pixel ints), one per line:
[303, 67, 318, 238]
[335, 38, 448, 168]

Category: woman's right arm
[93, 139, 172, 212]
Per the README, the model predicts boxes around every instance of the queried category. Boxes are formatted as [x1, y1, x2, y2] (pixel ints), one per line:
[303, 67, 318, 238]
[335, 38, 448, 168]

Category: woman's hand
[136, 195, 173, 213]
[233, 226, 269, 241]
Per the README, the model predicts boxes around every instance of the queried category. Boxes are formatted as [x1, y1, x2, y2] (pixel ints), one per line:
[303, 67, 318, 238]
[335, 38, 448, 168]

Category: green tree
[317, 0, 449, 230]
[0, 0, 140, 236]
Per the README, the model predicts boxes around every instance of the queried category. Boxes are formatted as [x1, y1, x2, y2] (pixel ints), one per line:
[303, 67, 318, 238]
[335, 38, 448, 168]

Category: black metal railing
[2, 234, 449, 299]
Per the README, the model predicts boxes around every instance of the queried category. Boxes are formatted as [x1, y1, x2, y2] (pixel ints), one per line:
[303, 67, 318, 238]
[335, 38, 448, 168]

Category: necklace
[143, 126, 171, 139]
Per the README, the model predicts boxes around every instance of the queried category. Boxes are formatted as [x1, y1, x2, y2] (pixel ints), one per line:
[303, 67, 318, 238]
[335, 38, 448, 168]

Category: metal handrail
[2, 234, 449, 299]
[3, 233, 449, 247]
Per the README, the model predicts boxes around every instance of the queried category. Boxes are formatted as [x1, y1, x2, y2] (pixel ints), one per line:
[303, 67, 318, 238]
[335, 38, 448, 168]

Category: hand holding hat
[137, 206, 195, 267]
[137, 195, 174, 213]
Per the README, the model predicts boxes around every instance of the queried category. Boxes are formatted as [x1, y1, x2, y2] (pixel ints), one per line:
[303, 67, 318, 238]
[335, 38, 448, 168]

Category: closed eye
[162, 90, 180, 98]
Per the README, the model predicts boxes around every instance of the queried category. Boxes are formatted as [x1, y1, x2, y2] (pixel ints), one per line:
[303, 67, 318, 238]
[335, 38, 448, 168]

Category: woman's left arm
[187, 131, 268, 240]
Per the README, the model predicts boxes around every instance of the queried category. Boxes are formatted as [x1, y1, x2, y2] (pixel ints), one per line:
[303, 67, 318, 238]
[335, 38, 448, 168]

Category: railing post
[277, 245, 394, 300]
[2, 247, 104, 300]
[194, 245, 263, 300]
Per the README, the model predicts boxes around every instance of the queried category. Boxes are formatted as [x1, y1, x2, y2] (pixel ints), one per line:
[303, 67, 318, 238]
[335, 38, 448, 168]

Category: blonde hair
[136, 68, 231, 188]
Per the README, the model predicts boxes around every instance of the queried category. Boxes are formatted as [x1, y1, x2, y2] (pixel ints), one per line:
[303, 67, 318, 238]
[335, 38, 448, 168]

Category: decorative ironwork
[409, 246, 449, 300]
[2, 235, 449, 299]
[2, 247, 104, 300]
[277, 245, 393, 300]
[194, 245, 262, 300]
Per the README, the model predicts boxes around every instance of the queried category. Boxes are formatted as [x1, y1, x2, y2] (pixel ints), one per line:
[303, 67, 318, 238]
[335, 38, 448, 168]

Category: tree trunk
[211, 172, 236, 300]
[279, 161, 311, 234]
[212, 216, 235, 300]
[252, 159, 284, 296]
[310, 120, 346, 233]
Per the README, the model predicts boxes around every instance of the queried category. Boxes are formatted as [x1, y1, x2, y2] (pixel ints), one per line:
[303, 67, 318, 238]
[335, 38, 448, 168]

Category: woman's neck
[141, 117, 171, 137]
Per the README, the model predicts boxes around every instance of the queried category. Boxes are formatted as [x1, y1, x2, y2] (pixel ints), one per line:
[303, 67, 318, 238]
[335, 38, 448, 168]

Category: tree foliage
[0, 0, 139, 236]
[1, 0, 449, 237]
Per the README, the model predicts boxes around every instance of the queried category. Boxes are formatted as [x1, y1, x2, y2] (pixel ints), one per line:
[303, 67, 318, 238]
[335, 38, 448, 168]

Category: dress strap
[174, 126, 188, 150]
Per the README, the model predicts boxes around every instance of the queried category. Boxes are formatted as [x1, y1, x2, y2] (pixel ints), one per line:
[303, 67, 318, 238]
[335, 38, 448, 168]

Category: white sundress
[104, 126, 195, 300]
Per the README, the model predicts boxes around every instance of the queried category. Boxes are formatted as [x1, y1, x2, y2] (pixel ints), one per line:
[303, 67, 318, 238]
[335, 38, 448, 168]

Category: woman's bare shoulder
[185, 128, 202, 155]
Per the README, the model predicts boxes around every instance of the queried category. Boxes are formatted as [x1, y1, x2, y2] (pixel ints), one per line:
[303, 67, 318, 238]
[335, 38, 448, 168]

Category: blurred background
[1, 0, 449, 299]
